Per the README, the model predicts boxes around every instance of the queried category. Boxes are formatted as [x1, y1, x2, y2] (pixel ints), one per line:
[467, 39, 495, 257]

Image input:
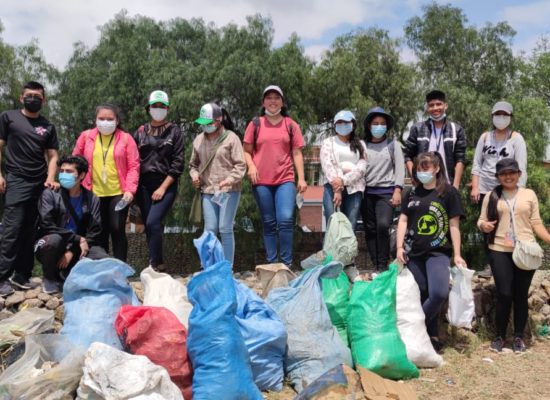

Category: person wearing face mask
[133, 90, 184, 271]
[34, 155, 108, 294]
[189, 103, 246, 265]
[403, 90, 466, 189]
[72, 103, 140, 262]
[471, 101, 526, 205]
[320, 110, 366, 281]
[243, 85, 307, 268]
[0, 81, 60, 296]
[396, 151, 466, 351]
[362, 107, 405, 272]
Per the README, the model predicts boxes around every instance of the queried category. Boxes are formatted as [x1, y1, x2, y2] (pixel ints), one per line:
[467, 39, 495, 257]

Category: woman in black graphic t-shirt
[396, 151, 466, 351]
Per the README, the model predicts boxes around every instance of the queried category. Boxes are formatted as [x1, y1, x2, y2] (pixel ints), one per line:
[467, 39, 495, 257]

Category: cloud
[304, 44, 330, 62]
[0, 0, 403, 69]
[500, 1, 550, 29]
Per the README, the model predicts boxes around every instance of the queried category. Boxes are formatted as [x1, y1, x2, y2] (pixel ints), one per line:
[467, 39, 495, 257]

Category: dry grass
[263, 338, 550, 400]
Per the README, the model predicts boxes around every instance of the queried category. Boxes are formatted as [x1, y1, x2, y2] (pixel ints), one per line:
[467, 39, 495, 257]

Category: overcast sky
[1, 0, 549, 69]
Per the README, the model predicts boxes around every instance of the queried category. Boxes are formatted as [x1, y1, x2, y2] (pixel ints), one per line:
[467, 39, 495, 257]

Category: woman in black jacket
[133, 90, 184, 271]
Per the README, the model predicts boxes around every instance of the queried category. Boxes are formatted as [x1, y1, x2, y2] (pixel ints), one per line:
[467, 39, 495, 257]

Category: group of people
[0, 82, 547, 355]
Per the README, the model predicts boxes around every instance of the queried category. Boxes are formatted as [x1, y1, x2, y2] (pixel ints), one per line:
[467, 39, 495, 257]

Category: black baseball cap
[495, 158, 520, 176]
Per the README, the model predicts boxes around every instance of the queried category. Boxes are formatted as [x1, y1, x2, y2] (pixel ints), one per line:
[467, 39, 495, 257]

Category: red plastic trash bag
[115, 305, 193, 400]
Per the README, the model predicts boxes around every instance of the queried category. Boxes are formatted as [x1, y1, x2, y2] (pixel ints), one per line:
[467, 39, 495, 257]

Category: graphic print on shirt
[416, 200, 449, 248]
[483, 144, 509, 158]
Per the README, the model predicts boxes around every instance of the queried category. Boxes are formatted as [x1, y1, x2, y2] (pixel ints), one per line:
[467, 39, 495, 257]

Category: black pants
[136, 175, 177, 267]
[34, 233, 108, 281]
[99, 195, 129, 262]
[489, 250, 535, 339]
[362, 193, 394, 271]
[0, 174, 43, 281]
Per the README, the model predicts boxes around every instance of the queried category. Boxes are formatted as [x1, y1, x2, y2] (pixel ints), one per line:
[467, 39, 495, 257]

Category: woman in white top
[320, 110, 367, 231]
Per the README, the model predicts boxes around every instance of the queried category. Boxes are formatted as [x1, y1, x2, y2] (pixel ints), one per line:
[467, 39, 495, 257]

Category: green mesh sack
[348, 263, 419, 380]
[321, 271, 350, 346]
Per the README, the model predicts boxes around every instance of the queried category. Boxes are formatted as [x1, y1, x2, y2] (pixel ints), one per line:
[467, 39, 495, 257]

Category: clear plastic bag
[0, 308, 54, 349]
[447, 266, 475, 329]
[0, 334, 85, 400]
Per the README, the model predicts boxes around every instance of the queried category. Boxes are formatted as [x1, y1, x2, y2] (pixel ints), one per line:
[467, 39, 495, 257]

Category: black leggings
[99, 195, 129, 261]
[489, 250, 535, 339]
[362, 193, 394, 271]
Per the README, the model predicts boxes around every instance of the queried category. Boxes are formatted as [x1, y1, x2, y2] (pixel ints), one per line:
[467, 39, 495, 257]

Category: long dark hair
[346, 121, 365, 159]
[486, 185, 504, 244]
[413, 151, 449, 197]
[220, 107, 237, 133]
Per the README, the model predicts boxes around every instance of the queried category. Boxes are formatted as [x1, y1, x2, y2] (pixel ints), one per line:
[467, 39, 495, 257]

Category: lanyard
[430, 121, 445, 150]
[99, 134, 115, 183]
[503, 189, 518, 236]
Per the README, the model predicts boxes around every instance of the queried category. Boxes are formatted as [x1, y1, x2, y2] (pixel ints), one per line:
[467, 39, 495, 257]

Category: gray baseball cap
[492, 101, 513, 115]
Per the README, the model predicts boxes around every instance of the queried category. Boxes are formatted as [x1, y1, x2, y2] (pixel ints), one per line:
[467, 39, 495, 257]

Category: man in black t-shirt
[0, 81, 60, 296]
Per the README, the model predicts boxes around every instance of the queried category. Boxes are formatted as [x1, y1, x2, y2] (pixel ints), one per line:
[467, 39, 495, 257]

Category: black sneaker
[513, 337, 526, 353]
[0, 280, 14, 297]
[430, 336, 443, 353]
[9, 275, 33, 290]
[42, 278, 62, 294]
[490, 337, 504, 352]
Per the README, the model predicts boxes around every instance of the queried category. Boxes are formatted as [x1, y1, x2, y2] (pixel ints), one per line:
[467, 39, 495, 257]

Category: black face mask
[23, 96, 43, 113]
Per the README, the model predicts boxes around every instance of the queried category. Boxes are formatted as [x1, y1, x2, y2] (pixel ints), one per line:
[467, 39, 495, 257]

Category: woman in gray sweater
[471, 101, 527, 205]
[361, 107, 405, 271]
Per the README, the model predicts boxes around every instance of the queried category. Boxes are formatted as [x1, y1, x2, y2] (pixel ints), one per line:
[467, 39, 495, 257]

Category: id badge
[504, 231, 515, 247]
[101, 167, 107, 184]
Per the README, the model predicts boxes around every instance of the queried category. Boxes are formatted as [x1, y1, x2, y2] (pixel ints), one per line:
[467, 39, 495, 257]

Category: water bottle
[114, 198, 129, 211]
[296, 193, 304, 209]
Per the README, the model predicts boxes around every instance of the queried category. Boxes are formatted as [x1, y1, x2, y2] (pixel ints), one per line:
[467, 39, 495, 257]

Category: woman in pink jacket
[73, 103, 140, 261]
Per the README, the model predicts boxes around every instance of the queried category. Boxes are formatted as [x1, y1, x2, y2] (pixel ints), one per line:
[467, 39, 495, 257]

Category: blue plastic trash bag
[235, 281, 287, 391]
[61, 258, 139, 349]
[267, 262, 353, 393]
[187, 260, 262, 400]
[193, 230, 287, 392]
[193, 230, 224, 267]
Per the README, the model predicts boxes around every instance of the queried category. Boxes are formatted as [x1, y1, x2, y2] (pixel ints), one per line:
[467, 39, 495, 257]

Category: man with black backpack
[34, 155, 108, 293]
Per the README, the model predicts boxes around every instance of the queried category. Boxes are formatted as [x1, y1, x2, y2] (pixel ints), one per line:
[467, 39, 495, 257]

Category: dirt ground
[264, 337, 550, 400]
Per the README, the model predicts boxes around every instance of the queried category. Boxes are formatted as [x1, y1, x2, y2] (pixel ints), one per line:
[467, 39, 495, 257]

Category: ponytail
[486, 185, 503, 244]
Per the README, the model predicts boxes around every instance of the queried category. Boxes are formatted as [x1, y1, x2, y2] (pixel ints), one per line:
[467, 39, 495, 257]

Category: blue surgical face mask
[59, 172, 77, 189]
[416, 171, 435, 184]
[371, 125, 387, 138]
[335, 122, 353, 136]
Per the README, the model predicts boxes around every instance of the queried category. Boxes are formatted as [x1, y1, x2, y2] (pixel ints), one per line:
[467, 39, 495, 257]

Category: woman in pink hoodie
[73, 103, 139, 261]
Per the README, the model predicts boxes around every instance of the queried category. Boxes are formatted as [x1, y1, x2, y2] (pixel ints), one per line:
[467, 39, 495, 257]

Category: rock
[53, 321, 63, 333]
[38, 293, 52, 302]
[18, 299, 44, 310]
[241, 271, 254, 279]
[30, 277, 42, 285]
[540, 304, 550, 317]
[0, 310, 14, 321]
[46, 297, 60, 310]
[54, 305, 64, 321]
[5, 292, 26, 308]
[528, 295, 545, 312]
[24, 289, 40, 299]
[233, 272, 242, 279]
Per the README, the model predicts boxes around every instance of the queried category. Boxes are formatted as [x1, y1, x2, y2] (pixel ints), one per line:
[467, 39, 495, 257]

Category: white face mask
[96, 119, 117, 135]
[265, 108, 281, 117]
[493, 115, 511, 130]
[430, 113, 446, 122]
[149, 107, 168, 122]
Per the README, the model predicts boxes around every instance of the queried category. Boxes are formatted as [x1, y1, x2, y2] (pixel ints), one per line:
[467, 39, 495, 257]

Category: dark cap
[495, 158, 520, 176]
[426, 90, 446, 103]
[364, 106, 395, 131]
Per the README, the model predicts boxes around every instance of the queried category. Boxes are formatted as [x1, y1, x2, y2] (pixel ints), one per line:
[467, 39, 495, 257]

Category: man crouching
[35, 155, 108, 293]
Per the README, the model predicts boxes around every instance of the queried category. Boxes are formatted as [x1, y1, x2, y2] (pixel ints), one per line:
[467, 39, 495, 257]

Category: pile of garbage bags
[0, 225, 469, 399]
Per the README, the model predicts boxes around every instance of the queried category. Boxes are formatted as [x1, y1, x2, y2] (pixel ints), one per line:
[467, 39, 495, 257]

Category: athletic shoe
[513, 337, 526, 353]
[0, 280, 14, 297]
[490, 337, 504, 353]
[9, 275, 33, 290]
[42, 278, 62, 294]
[430, 336, 443, 353]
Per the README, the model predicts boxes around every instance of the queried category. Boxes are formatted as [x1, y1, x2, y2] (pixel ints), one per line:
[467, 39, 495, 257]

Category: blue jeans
[323, 183, 362, 231]
[202, 191, 241, 265]
[407, 254, 451, 338]
[253, 182, 296, 266]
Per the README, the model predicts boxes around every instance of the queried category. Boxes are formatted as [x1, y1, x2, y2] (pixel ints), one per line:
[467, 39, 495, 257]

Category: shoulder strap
[451, 122, 456, 152]
[198, 131, 229, 176]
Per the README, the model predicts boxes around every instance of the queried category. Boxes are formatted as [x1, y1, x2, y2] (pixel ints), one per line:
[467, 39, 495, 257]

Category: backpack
[322, 212, 358, 267]
[252, 116, 294, 149]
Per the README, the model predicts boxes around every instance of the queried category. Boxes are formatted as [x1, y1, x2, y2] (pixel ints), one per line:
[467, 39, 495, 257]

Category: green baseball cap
[195, 103, 222, 125]
[148, 90, 169, 106]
